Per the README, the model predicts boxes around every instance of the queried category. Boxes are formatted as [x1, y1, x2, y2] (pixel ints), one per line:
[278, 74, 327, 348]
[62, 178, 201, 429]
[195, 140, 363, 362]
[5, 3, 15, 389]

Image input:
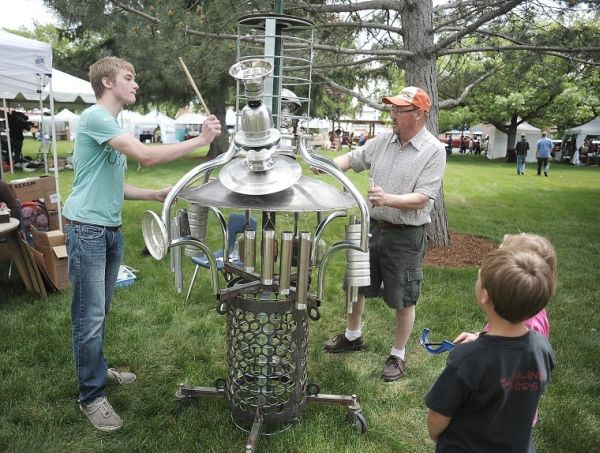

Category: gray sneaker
[80, 396, 123, 431]
[107, 368, 136, 385]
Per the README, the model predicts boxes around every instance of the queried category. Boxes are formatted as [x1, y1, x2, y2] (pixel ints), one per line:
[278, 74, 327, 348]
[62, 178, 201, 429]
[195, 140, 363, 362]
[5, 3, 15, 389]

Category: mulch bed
[424, 233, 499, 268]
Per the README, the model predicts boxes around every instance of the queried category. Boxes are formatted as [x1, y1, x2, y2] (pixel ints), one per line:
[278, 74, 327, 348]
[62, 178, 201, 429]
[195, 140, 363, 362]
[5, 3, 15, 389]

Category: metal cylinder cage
[234, 14, 314, 133]
[226, 295, 308, 426]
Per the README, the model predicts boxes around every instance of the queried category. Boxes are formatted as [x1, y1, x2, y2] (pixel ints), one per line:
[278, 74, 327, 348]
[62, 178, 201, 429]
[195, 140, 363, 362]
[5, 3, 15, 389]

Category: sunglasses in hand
[420, 328, 455, 354]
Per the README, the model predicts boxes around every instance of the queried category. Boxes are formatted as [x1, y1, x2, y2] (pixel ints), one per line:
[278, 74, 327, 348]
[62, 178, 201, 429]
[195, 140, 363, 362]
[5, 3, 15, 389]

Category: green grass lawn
[1, 143, 599, 452]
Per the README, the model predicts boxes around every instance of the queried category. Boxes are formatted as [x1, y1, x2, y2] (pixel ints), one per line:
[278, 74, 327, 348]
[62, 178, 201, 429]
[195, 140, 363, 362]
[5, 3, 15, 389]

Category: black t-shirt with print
[425, 331, 555, 453]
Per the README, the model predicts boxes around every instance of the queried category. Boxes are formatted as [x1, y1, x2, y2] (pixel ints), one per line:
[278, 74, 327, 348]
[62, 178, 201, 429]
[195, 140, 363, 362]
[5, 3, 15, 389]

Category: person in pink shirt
[453, 233, 557, 426]
[454, 233, 556, 343]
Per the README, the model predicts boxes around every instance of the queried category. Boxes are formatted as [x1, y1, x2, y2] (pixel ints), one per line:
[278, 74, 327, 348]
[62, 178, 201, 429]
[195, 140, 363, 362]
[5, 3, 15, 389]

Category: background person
[320, 87, 446, 382]
[152, 125, 161, 143]
[426, 247, 556, 452]
[536, 132, 553, 176]
[7, 110, 32, 164]
[62, 56, 221, 432]
[515, 134, 529, 175]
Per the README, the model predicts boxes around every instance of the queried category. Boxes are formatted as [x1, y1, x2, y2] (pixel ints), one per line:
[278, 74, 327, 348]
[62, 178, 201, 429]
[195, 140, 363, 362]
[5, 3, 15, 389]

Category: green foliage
[1, 146, 599, 452]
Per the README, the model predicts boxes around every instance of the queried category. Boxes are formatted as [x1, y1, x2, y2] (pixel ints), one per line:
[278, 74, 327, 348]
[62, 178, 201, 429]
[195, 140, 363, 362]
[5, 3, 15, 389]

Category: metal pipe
[311, 210, 347, 266]
[296, 231, 311, 310]
[170, 217, 183, 293]
[279, 231, 293, 295]
[298, 136, 369, 252]
[316, 241, 363, 301]
[243, 229, 256, 273]
[169, 236, 219, 294]
[262, 229, 275, 285]
[207, 206, 228, 261]
[178, 208, 191, 237]
[346, 286, 359, 314]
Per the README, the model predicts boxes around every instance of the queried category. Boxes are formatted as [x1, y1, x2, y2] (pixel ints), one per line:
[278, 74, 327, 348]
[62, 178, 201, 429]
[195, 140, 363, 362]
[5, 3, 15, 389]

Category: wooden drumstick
[178, 57, 211, 116]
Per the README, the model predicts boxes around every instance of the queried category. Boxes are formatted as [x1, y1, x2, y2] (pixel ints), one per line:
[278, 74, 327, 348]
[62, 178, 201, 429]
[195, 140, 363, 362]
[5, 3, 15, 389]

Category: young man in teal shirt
[63, 56, 221, 432]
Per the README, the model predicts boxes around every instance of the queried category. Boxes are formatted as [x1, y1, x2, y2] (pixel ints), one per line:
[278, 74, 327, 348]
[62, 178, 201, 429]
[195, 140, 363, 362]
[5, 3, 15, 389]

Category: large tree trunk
[494, 114, 519, 161]
[205, 78, 231, 159]
[402, 1, 450, 246]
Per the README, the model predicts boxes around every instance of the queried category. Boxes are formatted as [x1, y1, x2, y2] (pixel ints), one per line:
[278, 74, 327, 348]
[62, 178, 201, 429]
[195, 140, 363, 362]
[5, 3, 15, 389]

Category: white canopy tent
[564, 116, 600, 150]
[0, 29, 96, 229]
[2, 67, 95, 104]
[141, 110, 176, 144]
[115, 110, 178, 144]
[474, 122, 542, 162]
[1, 28, 52, 179]
[53, 108, 80, 140]
[117, 109, 146, 137]
[175, 112, 207, 141]
[175, 112, 207, 124]
[0, 28, 63, 230]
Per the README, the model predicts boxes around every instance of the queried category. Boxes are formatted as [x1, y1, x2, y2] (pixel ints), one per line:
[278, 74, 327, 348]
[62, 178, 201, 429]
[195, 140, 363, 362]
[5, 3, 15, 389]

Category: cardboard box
[9, 175, 59, 210]
[47, 210, 66, 231]
[31, 229, 70, 290]
[50, 158, 67, 171]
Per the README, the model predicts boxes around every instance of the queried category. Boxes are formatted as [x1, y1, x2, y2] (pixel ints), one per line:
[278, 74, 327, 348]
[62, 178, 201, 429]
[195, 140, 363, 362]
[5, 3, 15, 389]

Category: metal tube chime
[295, 231, 311, 310]
[170, 217, 182, 293]
[261, 229, 275, 285]
[243, 229, 256, 273]
[278, 231, 293, 295]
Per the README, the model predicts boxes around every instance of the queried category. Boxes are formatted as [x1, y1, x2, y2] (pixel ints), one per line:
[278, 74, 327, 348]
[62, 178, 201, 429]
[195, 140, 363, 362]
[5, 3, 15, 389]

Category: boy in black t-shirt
[425, 248, 556, 452]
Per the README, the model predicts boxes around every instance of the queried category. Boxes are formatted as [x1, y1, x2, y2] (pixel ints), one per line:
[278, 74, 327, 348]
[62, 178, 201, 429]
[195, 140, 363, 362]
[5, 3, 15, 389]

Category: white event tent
[140, 110, 176, 144]
[0, 28, 60, 223]
[175, 112, 207, 141]
[1, 28, 95, 228]
[474, 122, 541, 162]
[564, 116, 600, 150]
[1, 28, 51, 178]
[54, 108, 80, 140]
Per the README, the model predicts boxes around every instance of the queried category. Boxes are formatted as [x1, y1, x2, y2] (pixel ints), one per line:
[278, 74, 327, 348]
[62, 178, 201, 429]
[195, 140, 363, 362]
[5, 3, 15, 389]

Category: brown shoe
[381, 355, 405, 382]
[323, 333, 365, 353]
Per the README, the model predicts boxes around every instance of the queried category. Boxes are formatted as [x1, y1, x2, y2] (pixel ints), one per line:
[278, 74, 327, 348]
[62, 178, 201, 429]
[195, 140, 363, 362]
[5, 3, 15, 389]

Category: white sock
[345, 329, 362, 341]
[390, 347, 405, 360]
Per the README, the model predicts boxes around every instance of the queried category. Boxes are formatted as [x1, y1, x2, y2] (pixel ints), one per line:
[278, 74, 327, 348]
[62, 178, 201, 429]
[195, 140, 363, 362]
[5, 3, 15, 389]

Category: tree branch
[316, 73, 387, 110]
[112, 0, 160, 23]
[439, 67, 499, 109]
[292, 0, 405, 14]
[439, 44, 600, 55]
[315, 56, 401, 70]
[431, 0, 525, 53]
[316, 20, 403, 36]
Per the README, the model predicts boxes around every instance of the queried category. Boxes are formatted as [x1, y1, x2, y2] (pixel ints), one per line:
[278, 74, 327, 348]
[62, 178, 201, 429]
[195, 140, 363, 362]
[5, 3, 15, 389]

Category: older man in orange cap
[322, 86, 446, 381]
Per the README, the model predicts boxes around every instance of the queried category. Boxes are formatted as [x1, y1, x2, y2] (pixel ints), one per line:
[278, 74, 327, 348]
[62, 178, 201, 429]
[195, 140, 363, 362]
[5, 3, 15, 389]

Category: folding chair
[185, 213, 256, 301]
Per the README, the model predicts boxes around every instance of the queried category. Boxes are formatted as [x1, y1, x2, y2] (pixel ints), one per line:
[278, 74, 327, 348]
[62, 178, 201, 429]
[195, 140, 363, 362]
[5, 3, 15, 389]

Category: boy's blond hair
[480, 248, 555, 323]
[88, 56, 136, 98]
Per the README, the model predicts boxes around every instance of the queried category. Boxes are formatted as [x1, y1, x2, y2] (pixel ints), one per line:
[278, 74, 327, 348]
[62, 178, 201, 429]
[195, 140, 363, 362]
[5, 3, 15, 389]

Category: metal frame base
[175, 382, 367, 452]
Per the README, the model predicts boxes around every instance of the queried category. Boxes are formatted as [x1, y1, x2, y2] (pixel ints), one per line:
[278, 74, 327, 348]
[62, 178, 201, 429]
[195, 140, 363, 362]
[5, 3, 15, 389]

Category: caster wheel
[347, 410, 368, 435]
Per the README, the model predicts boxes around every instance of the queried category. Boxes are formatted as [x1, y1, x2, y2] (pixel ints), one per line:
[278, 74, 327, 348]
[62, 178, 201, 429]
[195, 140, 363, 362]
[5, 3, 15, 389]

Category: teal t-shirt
[63, 105, 127, 226]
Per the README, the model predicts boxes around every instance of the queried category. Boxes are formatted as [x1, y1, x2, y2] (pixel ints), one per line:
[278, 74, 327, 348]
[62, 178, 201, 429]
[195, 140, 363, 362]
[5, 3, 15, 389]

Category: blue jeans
[516, 155, 526, 174]
[66, 224, 124, 404]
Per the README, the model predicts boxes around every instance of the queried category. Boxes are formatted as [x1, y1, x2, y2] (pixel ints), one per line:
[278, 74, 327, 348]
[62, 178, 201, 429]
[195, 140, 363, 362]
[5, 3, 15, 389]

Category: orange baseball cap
[382, 87, 431, 113]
